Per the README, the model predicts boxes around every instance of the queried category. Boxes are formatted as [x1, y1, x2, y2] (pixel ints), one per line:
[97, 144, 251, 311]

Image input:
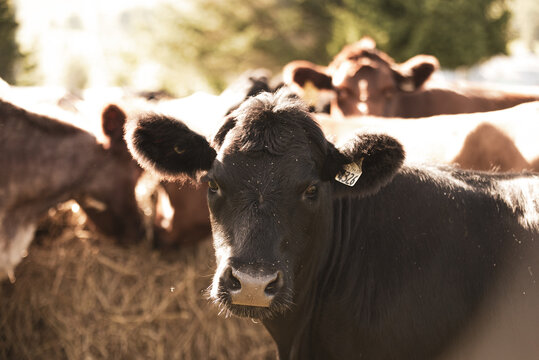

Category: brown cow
[153, 182, 211, 248]
[0, 99, 145, 282]
[452, 123, 530, 172]
[317, 101, 539, 173]
[284, 37, 539, 118]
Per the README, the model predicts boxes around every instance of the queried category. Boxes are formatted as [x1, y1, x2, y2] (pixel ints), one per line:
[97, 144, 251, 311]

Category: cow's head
[126, 90, 404, 319]
[78, 104, 145, 245]
[283, 37, 439, 117]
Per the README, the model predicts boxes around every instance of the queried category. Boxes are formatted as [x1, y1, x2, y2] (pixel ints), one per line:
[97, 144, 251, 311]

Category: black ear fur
[294, 67, 333, 90]
[393, 55, 439, 91]
[409, 60, 437, 89]
[329, 134, 405, 197]
[284, 61, 333, 91]
[212, 115, 237, 149]
[125, 113, 216, 180]
[321, 141, 350, 181]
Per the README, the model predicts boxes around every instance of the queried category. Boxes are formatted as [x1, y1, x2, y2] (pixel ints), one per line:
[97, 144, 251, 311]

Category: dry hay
[0, 202, 276, 359]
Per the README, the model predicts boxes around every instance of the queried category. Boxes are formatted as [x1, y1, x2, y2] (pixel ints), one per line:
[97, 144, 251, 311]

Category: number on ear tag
[335, 158, 363, 187]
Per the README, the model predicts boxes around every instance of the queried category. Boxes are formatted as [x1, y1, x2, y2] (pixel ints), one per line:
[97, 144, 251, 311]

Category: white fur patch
[332, 62, 353, 87]
[0, 223, 37, 283]
[496, 177, 539, 231]
[357, 102, 368, 115]
[156, 186, 174, 229]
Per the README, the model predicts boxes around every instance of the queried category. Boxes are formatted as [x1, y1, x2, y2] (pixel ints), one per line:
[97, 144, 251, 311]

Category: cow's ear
[125, 113, 216, 181]
[393, 55, 439, 92]
[102, 104, 127, 142]
[212, 115, 237, 149]
[323, 134, 405, 197]
[283, 60, 333, 91]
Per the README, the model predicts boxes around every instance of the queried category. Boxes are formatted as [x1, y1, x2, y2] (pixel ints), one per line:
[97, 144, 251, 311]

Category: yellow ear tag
[302, 81, 320, 107]
[335, 158, 363, 187]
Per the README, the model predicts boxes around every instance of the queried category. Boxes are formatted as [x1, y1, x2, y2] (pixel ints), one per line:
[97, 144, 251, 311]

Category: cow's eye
[303, 184, 318, 199]
[208, 179, 219, 193]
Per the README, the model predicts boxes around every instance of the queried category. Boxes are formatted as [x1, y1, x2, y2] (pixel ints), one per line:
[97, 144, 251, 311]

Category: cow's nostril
[225, 268, 283, 307]
[264, 271, 283, 296]
[229, 274, 241, 291]
[223, 266, 242, 292]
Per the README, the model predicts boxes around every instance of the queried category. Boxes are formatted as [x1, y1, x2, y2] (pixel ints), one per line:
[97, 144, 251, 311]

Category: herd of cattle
[1, 38, 539, 359]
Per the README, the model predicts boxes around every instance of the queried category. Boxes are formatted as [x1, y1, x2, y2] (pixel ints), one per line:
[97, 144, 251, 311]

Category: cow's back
[0, 100, 102, 279]
[0, 100, 99, 206]
[390, 87, 539, 118]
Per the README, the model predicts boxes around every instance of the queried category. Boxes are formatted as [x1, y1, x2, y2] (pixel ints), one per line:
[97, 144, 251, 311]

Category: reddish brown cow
[284, 37, 539, 118]
[153, 182, 211, 247]
[90, 102, 212, 249]
[101, 104, 211, 248]
[0, 99, 145, 281]
[317, 101, 539, 173]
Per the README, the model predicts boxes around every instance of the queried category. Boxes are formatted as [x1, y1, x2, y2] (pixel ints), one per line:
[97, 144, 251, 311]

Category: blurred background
[1, 1, 538, 359]
[2, 0, 539, 96]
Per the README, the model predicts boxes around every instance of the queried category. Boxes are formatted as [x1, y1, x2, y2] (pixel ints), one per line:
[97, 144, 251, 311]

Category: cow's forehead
[216, 150, 316, 177]
[219, 120, 312, 157]
[332, 58, 383, 87]
[330, 48, 393, 74]
[211, 150, 318, 193]
[211, 90, 328, 180]
[216, 110, 326, 159]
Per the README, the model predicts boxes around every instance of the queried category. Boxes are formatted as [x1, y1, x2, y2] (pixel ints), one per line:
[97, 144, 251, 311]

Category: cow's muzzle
[220, 266, 284, 307]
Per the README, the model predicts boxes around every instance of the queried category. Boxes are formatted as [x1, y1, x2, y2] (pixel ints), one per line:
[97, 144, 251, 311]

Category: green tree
[137, 0, 511, 92]
[143, 0, 337, 92]
[329, 0, 511, 68]
[0, 0, 23, 84]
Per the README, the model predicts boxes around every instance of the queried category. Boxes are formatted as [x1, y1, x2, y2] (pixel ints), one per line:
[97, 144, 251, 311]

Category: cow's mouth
[226, 304, 278, 319]
[212, 287, 294, 320]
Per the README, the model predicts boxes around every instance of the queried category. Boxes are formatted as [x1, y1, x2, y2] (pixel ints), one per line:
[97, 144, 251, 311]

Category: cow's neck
[2, 108, 103, 213]
[262, 204, 335, 359]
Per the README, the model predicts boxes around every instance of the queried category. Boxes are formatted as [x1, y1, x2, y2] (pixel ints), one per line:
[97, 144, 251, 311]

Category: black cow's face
[205, 147, 334, 318]
[126, 90, 405, 319]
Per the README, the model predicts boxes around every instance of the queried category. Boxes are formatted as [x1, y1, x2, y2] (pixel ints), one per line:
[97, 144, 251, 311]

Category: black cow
[126, 90, 539, 360]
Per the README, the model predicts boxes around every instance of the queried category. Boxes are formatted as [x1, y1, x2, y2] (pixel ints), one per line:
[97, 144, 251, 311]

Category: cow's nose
[221, 266, 283, 307]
